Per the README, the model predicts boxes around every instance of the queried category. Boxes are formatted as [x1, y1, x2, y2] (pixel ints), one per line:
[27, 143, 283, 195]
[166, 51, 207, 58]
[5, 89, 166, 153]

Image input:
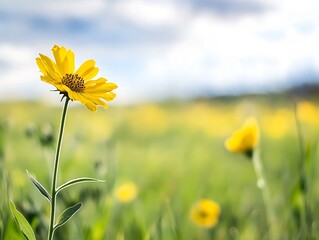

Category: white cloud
[112, 0, 185, 27]
[1, 0, 106, 19]
[0, 44, 44, 99]
[141, 2, 319, 95]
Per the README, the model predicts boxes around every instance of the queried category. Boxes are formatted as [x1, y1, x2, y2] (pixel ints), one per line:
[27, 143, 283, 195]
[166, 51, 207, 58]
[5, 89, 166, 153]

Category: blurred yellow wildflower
[128, 104, 168, 135]
[262, 109, 291, 139]
[297, 101, 319, 125]
[190, 199, 221, 228]
[115, 182, 138, 203]
[225, 117, 259, 155]
[185, 103, 233, 138]
[36, 45, 117, 112]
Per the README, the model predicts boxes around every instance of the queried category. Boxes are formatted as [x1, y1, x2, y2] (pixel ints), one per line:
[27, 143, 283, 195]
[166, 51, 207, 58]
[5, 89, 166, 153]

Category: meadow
[1, 93, 319, 240]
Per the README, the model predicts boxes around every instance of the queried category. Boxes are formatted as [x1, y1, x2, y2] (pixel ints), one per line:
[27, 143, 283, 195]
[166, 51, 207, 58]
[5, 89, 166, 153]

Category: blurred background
[1, 0, 319, 239]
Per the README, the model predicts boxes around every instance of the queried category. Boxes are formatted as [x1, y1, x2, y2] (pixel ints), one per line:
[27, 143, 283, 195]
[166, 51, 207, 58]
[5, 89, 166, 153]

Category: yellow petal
[36, 58, 48, 75]
[73, 92, 99, 112]
[82, 93, 108, 107]
[85, 78, 106, 86]
[37, 54, 61, 79]
[83, 67, 99, 80]
[100, 92, 116, 101]
[52, 45, 68, 75]
[62, 49, 75, 74]
[75, 60, 99, 80]
[85, 82, 118, 93]
[85, 102, 97, 112]
[40, 76, 66, 92]
[40, 75, 56, 85]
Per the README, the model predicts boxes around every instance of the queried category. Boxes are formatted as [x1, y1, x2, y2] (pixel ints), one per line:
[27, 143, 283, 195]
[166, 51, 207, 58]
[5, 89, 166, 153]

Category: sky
[1, 0, 319, 104]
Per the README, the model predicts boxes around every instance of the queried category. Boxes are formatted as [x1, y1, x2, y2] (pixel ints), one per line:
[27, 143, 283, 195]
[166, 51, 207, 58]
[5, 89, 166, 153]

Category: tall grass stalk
[293, 102, 311, 239]
[251, 148, 276, 239]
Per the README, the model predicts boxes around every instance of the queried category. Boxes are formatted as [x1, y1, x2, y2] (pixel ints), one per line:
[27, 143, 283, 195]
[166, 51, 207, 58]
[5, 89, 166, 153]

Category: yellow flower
[297, 101, 319, 125]
[262, 109, 291, 139]
[190, 199, 221, 228]
[115, 182, 138, 203]
[36, 45, 117, 112]
[225, 117, 259, 155]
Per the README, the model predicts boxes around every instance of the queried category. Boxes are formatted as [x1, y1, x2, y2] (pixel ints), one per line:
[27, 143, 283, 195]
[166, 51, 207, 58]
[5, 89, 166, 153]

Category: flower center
[62, 74, 85, 92]
[198, 210, 208, 219]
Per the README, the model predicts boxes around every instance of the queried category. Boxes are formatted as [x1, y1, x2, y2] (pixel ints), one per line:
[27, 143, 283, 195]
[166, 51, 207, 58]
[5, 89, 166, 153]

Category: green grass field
[1, 94, 319, 239]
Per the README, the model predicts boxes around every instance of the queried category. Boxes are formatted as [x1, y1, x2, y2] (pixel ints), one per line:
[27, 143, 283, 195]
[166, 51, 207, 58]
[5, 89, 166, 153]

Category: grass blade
[9, 201, 36, 240]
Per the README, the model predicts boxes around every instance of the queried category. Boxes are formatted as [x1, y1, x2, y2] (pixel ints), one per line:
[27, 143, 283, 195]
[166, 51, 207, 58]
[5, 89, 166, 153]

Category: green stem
[293, 101, 310, 238]
[293, 102, 306, 192]
[47, 97, 70, 240]
[251, 148, 275, 239]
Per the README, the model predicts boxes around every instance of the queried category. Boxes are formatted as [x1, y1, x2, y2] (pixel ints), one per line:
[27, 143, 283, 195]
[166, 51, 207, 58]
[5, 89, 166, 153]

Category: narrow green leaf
[56, 177, 104, 194]
[54, 202, 83, 231]
[9, 201, 36, 240]
[26, 170, 51, 202]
